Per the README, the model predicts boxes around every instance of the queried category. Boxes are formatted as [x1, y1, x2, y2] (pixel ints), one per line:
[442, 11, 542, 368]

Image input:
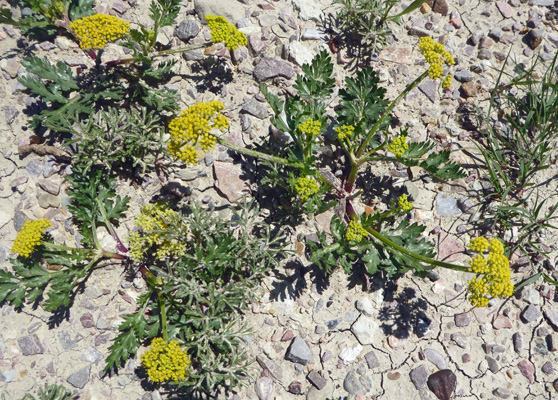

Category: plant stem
[105, 42, 212, 66]
[158, 290, 168, 342]
[365, 226, 470, 272]
[216, 137, 305, 169]
[355, 70, 429, 159]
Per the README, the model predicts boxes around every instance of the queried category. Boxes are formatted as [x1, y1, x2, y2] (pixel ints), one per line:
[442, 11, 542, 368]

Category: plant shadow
[378, 286, 432, 339]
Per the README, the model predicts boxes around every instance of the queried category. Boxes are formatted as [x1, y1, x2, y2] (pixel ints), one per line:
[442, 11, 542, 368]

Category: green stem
[365, 226, 470, 272]
[216, 137, 305, 169]
[158, 290, 168, 342]
[356, 70, 429, 159]
[106, 42, 212, 66]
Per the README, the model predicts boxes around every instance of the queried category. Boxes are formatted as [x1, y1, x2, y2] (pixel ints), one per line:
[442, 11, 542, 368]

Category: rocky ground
[1, 0, 558, 398]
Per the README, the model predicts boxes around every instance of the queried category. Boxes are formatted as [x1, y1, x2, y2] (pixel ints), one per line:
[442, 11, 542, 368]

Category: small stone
[288, 381, 302, 394]
[454, 70, 474, 83]
[339, 345, 363, 364]
[513, 332, 524, 353]
[256, 356, 283, 382]
[493, 387, 511, 399]
[492, 315, 512, 330]
[518, 360, 535, 383]
[253, 57, 295, 81]
[436, 193, 461, 216]
[454, 313, 471, 327]
[281, 330, 294, 341]
[529, 0, 554, 5]
[364, 351, 379, 369]
[489, 28, 503, 41]
[547, 333, 558, 351]
[486, 356, 499, 373]
[462, 354, 471, 363]
[410, 365, 428, 390]
[285, 337, 313, 365]
[17, 334, 45, 355]
[248, 34, 266, 55]
[424, 348, 447, 370]
[307, 370, 327, 390]
[214, 162, 250, 202]
[426, 0, 448, 15]
[542, 361, 554, 374]
[94, 333, 110, 347]
[351, 316, 379, 345]
[478, 49, 492, 60]
[418, 80, 437, 103]
[301, 28, 325, 41]
[81, 346, 103, 364]
[521, 304, 542, 323]
[521, 288, 541, 305]
[355, 297, 374, 317]
[496, 1, 514, 18]
[451, 333, 468, 349]
[343, 370, 373, 395]
[544, 309, 558, 330]
[242, 98, 268, 119]
[80, 313, 95, 328]
[379, 46, 413, 65]
[13, 211, 30, 231]
[175, 19, 200, 42]
[66, 365, 91, 389]
[58, 331, 78, 351]
[259, 14, 278, 27]
[38, 192, 60, 209]
[387, 371, 401, 380]
[427, 370, 457, 400]
[524, 29, 544, 50]
[255, 377, 273, 400]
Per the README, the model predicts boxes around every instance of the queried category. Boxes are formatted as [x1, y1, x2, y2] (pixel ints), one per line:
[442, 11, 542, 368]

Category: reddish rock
[518, 360, 535, 383]
[379, 46, 413, 65]
[461, 81, 479, 98]
[496, 1, 514, 18]
[492, 315, 513, 330]
[426, 0, 449, 15]
[437, 233, 464, 263]
[213, 162, 250, 202]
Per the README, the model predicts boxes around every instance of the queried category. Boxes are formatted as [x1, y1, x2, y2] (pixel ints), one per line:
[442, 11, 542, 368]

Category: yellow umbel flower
[466, 237, 513, 307]
[12, 219, 52, 258]
[142, 338, 191, 383]
[298, 118, 322, 138]
[294, 176, 319, 201]
[206, 15, 247, 50]
[335, 124, 354, 140]
[70, 14, 130, 49]
[387, 135, 409, 158]
[346, 220, 368, 242]
[418, 37, 455, 85]
[168, 101, 229, 165]
[128, 203, 187, 261]
[398, 194, 413, 212]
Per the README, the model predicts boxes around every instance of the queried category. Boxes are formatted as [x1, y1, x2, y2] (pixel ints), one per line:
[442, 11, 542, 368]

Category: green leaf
[22, 57, 79, 93]
[293, 50, 335, 101]
[68, 0, 96, 21]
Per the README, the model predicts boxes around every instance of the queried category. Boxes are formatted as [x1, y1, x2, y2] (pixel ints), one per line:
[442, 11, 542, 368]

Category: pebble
[544, 309, 558, 330]
[288, 381, 302, 394]
[355, 297, 374, 317]
[307, 370, 327, 389]
[255, 377, 273, 400]
[285, 337, 313, 365]
[451, 333, 468, 349]
[256, 356, 283, 382]
[66, 365, 91, 389]
[494, 387, 512, 399]
[410, 364, 429, 389]
[424, 348, 447, 369]
[454, 313, 471, 327]
[242, 98, 269, 119]
[253, 57, 295, 81]
[542, 361, 554, 374]
[454, 70, 474, 83]
[351, 316, 380, 345]
[436, 193, 461, 216]
[486, 356, 499, 373]
[58, 331, 78, 351]
[524, 29, 544, 50]
[339, 345, 363, 363]
[518, 360, 535, 383]
[496, 1, 514, 18]
[17, 334, 45, 355]
[493, 315, 512, 330]
[81, 346, 104, 364]
[301, 28, 325, 40]
[427, 370, 457, 400]
[521, 304, 542, 323]
[343, 370, 372, 395]
[175, 19, 200, 42]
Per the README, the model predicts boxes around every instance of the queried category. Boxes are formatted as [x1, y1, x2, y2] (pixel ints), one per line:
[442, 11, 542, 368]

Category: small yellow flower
[294, 176, 319, 201]
[70, 14, 130, 50]
[12, 219, 52, 258]
[387, 135, 409, 158]
[298, 118, 322, 138]
[418, 37, 454, 86]
[168, 101, 229, 165]
[346, 220, 368, 242]
[335, 124, 354, 140]
[466, 237, 513, 307]
[398, 194, 413, 212]
[206, 15, 247, 50]
[128, 203, 187, 261]
[141, 338, 191, 383]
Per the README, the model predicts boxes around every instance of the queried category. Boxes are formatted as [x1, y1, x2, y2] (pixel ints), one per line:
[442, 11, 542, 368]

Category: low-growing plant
[16, 383, 77, 400]
[330, 0, 426, 54]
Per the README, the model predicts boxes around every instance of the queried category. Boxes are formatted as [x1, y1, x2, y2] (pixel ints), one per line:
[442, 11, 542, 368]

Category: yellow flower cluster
[128, 203, 187, 261]
[335, 124, 354, 140]
[206, 15, 247, 50]
[346, 220, 368, 242]
[294, 176, 319, 201]
[298, 118, 322, 138]
[11, 219, 52, 258]
[418, 37, 455, 84]
[387, 135, 409, 158]
[467, 237, 514, 307]
[398, 194, 413, 212]
[70, 14, 130, 49]
[167, 101, 229, 165]
[141, 338, 191, 383]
